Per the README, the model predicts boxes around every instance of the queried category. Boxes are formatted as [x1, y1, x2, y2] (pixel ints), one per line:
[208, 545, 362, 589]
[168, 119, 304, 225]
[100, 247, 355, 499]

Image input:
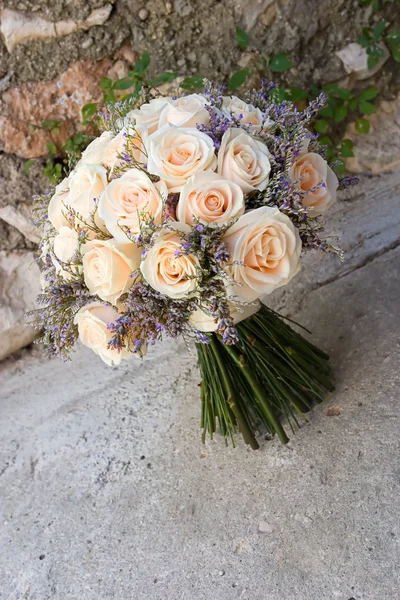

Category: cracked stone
[0, 5, 113, 53]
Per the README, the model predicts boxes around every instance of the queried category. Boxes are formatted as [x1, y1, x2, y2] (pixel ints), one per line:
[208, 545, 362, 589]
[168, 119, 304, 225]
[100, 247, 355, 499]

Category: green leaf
[357, 35, 370, 47]
[100, 76, 113, 90]
[81, 103, 98, 121]
[236, 27, 250, 49]
[372, 20, 386, 43]
[288, 86, 308, 101]
[228, 69, 248, 91]
[367, 53, 380, 69]
[391, 43, 400, 62]
[385, 31, 400, 45]
[322, 83, 339, 95]
[334, 105, 348, 122]
[135, 80, 143, 94]
[320, 106, 334, 118]
[348, 97, 358, 111]
[336, 87, 351, 100]
[41, 119, 61, 130]
[359, 87, 379, 102]
[355, 117, 370, 134]
[147, 71, 179, 86]
[341, 138, 354, 149]
[24, 159, 33, 175]
[180, 75, 205, 90]
[335, 160, 345, 175]
[318, 135, 332, 146]
[113, 78, 134, 90]
[269, 52, 292, 72]
[103, 89, 116, 103]
[314, 119, 329, 134]
[269, 87, 288, 103]
[339, 144, 354, 158]
[46, 142, 57, 155]
[359, 100, 376, 115]
[134, 51, 150, 74]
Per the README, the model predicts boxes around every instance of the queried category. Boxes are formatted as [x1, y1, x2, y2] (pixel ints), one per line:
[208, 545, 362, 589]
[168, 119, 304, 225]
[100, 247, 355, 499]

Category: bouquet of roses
[29, 80, 357, 450]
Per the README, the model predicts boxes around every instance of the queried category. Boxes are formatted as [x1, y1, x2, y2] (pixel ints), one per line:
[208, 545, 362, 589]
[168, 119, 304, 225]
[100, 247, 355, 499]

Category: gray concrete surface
[1, 173, 399, 600]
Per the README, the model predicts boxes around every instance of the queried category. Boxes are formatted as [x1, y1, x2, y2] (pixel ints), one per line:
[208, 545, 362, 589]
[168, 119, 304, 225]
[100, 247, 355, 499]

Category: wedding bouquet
[29, 81, 357, 450]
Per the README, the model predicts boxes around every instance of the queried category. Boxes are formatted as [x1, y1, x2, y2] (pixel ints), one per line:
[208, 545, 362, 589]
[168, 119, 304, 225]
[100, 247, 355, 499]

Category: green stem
[210, 337, 259, 450]
[222, 343, 289, 445]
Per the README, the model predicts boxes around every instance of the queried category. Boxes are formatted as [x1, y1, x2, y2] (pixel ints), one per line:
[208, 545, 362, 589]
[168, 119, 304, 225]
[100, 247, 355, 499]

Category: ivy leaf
[391, 43, 400, 62]
[318, 135, 332, 147]
[359, 100, 376, 115]
[314, 119, 329, 134]
[339, 142, 355, 158]
[147, 72, 179, 86]
[103, 89, 116, 103]
[180, 75, 205, 90]
[357, 35, 370, 47]
[236, 27, 250, 49]
[113, 78, 134, 90]
[81, 103, 98, 122]
[348, 97, 358, 111]
[322, 83, 339, 95]
[333, 105, 348, 122]
[228, 69, 248, 91]
[269, 52, 292, 72]
[372, 20, 386, 43]
[100, 77, 113, 90]
[359, 87, 379, 102]
[355, 117, 370, 134]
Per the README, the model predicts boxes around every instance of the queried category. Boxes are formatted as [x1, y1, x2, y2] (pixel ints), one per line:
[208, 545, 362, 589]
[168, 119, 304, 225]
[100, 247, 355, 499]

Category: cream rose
[290, 150, 338, 214]
[98, 169, 168, 242]
[81, 131, 114, 165]
[177, 172, 245, 226]
[48, 175, 73, 230]
[223, 206, 302, 302]
[126, 98, 169, 135]
[63, 164, 108, 230]
[74, 303, 131, 366]
[102, 126, 148, 171]
[217, 128, 271, 193]
[190, 300, 261, 332]
[82, 238, 141, 304]
[140, 224, 200, 299]
[158, 94, 210, 129]
[146, 125, 217, 192]
[53, 226, 79, 264]
[222, 96, 272, 132]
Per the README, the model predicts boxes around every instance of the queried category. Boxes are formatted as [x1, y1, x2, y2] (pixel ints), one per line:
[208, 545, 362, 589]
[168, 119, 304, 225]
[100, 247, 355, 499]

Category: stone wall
[0, 0, 399, 359]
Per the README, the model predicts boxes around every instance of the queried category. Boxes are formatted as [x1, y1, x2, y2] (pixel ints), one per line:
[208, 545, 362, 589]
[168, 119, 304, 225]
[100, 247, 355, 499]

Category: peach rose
[82, 238, 141, 305]
[190, 300, 261, 332]
[48, 174, 73, 230]
[222, 96, 272, 132]
[140, 224, 200, 299]
[126, 97, 169, 135]
[98, 169, 168, 242]
[101, 126, 148, 171]
[223, 206, 302, 302]
[217, 128, 271, 193]
[290, 150, 338, 214]
[74, 303, 131, 366]
[158, 94, 210, 128]
[52, 226, 80, 279]
[177, 171, 244, 226]
[146, 125, 217, 192]
[81, 131, 114, 165]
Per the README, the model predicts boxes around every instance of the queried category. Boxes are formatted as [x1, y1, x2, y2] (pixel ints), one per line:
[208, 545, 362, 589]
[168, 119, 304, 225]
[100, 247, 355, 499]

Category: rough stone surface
[344, 92, 400, 174]
[0, 54, 134, 158]
[0, 5, 113, 52]
[0, 250, 41, 361]
[0, 174, 399, 598]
